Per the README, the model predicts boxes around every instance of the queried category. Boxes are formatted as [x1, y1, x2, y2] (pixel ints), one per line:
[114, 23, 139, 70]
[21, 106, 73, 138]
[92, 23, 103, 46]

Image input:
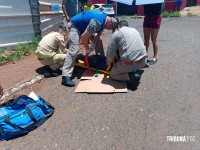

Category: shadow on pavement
[35, 66, 49, 75]
[143, 63, 149, 68]
[35, 66, 62, 78]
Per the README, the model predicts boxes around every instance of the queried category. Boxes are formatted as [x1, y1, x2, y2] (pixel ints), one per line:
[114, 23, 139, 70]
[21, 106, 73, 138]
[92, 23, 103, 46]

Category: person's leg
[143, 27, 151, 53]
[132, 58, 146, 71]
[150, 28, 159, 61]
[49, 64, 61, 70]
[62, 27, 80, 86]
[149, 15, 161, 64]
[37, 58, 60, 77]
[110, 61, 132, 81]
[47, 54, 67, 76]
[38, 57, 59, 70]
[51, 54, 67, 69]
[143, 16, 151, 54]
[62, 28, 80, 77]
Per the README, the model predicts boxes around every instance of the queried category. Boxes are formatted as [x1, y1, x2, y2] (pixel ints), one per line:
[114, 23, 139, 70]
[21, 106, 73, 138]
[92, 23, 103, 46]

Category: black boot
[61, 76, 75, 87]
[44, 66, 61, 78]
[129, 72, 141, 83]
[128, 72, 141, 89]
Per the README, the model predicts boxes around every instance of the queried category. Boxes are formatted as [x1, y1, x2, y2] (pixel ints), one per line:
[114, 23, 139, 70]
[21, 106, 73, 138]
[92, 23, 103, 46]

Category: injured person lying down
[76, 53, 142, 90]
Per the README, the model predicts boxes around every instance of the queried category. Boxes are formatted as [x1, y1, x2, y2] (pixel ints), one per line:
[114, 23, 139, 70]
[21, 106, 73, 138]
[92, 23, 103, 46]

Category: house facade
[92, 0, 200, 15]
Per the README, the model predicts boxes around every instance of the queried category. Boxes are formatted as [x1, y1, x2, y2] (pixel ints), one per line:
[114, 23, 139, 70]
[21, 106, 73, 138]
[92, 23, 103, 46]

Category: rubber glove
[84, 53, 92, 75]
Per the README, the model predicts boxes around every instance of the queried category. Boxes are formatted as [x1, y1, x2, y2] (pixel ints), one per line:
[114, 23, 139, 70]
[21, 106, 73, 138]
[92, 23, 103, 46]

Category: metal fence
[0, 0, 35, 50]
[39, 0, 63, 36]
[0, 0, 64, 50]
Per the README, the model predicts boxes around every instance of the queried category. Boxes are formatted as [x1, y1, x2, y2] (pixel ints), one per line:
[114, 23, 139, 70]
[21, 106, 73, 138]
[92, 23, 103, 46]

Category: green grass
[119, 11, 181, 19]
[187, 12, 192, 17]
[120, 15, 127, 19]
[0, 37, 41, 64]
[120, 15, 141, 19]
[130, 15, 138, 19]
[162, 10, 181, 18]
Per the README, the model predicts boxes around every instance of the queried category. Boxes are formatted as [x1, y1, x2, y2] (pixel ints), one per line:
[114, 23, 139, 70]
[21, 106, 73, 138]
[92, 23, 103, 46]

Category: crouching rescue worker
[35, 26, 68, 77]
[106, 20, 147, 88]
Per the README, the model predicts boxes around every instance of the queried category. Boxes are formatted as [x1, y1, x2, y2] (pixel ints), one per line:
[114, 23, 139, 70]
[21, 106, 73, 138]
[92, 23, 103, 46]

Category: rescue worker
[35, 26, 68, 77]
[106, 20, 147, 87]
[84, 0, 95, 43]
[61, 10, 118, 87]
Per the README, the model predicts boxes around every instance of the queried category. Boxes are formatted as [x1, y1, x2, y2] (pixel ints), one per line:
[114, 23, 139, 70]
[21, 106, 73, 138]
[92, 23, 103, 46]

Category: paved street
[1, 16, 200, 150]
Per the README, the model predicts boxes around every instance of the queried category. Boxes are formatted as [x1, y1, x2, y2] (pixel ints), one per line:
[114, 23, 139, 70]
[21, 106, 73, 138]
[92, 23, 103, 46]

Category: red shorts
[143, 15, 162, 29]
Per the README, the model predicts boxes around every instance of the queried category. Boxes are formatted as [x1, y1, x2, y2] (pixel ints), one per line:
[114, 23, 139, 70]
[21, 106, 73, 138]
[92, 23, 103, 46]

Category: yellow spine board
[75, 62, 110, 75]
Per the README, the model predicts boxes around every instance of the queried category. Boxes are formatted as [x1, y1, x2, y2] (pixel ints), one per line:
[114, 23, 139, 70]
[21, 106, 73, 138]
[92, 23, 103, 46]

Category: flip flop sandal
[149, 59, 157, 65]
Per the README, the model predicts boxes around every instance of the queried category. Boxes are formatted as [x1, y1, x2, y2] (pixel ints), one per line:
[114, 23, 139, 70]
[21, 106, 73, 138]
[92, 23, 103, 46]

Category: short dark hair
[55, 25, 68, 32]
[118, 20, 128, 27]
[112, 17, 119, 33]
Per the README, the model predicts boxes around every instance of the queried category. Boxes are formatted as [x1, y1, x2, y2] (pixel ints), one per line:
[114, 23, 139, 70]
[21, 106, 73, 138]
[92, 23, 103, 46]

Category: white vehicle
[93, 4, 115, 16]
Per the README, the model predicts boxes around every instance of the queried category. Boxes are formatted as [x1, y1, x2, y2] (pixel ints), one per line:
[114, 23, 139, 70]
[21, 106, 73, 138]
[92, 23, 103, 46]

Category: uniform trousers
[110, 58, 146, 81]
[36, 53, 66, 70]
[62, 25, 80, 77]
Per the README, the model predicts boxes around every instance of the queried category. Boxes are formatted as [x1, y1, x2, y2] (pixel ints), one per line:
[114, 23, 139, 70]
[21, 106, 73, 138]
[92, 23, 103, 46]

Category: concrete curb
[0, 75, 44, 101]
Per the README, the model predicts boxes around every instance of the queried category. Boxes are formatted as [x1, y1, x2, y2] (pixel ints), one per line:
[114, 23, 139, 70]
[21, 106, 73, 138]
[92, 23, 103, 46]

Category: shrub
[162, 10, 181, 18]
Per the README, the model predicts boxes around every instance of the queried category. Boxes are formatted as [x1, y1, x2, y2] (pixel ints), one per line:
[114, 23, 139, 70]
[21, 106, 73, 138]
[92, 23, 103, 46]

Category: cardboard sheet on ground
[110, 0, 134, 5]
[136, 0, 164, 5]
[75, 72, 127, 93]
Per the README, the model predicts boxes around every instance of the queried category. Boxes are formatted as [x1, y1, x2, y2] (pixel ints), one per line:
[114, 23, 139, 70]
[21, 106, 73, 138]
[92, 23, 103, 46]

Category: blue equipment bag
[0, 95, 54, 141]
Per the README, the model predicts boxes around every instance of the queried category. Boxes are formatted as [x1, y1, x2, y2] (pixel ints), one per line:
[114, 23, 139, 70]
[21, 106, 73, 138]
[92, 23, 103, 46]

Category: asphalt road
[1, 16, 200, 150]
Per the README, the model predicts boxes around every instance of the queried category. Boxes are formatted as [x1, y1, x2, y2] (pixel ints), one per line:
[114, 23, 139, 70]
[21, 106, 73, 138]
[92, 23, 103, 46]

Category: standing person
[62, 0, 79, 22]
[61, 10, 118, 87]
[35, 26, 68, 77]
[84, 0, 95, 11]
[84, 0, 95, 43]
[107, 20, 147, 87]
[143, 3, 162, 65]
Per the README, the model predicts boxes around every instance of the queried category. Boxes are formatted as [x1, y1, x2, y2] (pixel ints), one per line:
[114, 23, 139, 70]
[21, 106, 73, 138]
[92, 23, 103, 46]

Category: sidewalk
[180, 5, 200, 16]
[0, 5, 200, 101]
[0, 54, 44, 100]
